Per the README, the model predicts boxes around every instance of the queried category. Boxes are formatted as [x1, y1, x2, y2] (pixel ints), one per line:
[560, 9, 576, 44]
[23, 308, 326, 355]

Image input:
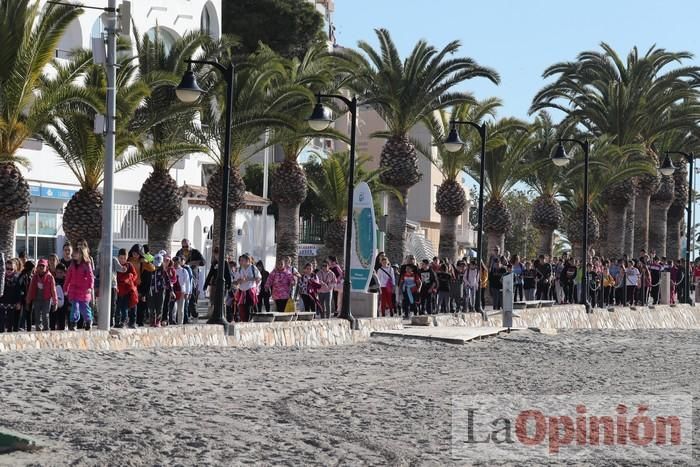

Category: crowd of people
[0, 239, 209, 332]
[372, 247, 694, 319]
[0, 238, 696, 332]
[0, 238, 350, 331]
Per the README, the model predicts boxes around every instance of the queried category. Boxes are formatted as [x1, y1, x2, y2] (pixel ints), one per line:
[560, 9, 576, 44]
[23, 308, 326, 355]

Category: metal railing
[298, 217, 328, 244]
[113, 204, 148, 241]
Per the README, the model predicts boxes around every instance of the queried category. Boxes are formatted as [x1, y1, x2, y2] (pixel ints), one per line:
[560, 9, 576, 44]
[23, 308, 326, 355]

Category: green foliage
[462, 117, 536, 202]
[192, 45, 307, 169]
[340, 28, 500, 139]
[131, 27, 213, 170]
[557, 137, 654, 215]
[268, 44, 349, 162]
[468, 186, 479, 227]
[242, 163, 278, 217]
[420, 98, 501, 182]
[241, 160, 330, 220]
[40, 48, 199, 189]
[307, 151, 399, 221]
[0, 0, 91, 161]
[221, 0, 326, 59]
[531, 43, 700, 147]
[503, 190, 538, 259]
[300, 160, 331, 219]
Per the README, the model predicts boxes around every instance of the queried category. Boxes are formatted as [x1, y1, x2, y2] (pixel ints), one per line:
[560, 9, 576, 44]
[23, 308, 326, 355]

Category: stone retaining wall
[228, 317, 404, 348]
[429, 305, 700, 330]
[1, 306, 696, 352]
[0, 325, 227, 353]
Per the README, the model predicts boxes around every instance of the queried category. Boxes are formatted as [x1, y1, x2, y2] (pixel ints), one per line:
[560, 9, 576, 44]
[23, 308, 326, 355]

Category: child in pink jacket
[64, 246, 95, 330]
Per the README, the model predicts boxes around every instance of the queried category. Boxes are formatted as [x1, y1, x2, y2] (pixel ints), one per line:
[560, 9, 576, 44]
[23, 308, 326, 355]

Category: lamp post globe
[176, 67, 204, 103]
[443, 126, 465, 153]
[307, 101, 333, 131]
[552, 142, 570, 167]
[659, 153, 676, 176]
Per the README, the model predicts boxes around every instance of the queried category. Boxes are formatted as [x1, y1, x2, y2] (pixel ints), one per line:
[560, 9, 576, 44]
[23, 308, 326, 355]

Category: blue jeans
[116, 295, 136, 326]
[70, 300, 93, 323]
[464, 286, 477, 311]
[490, 287, 502, 310]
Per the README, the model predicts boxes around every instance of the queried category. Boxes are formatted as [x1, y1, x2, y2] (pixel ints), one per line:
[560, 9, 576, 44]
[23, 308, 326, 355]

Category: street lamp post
[307, 94, 357, 326]
[551, 138, 591, 313]
[660, 151, 695, 304]
[443, 120, 487, 320]
[176, 59, 233, 327]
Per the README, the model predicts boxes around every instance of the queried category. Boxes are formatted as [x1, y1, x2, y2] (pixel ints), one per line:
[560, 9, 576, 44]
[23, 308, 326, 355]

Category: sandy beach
[0, 329, 698, 466]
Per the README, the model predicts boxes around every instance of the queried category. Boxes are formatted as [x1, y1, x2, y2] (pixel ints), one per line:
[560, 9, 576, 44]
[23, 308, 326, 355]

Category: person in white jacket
[463, 260, 480, 312]
[376, 256, 396, 316]
[173, 256, 192, 325]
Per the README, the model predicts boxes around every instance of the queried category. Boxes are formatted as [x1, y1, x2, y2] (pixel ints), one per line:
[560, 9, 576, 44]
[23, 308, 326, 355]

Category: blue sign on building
[29, 184, 77, 200]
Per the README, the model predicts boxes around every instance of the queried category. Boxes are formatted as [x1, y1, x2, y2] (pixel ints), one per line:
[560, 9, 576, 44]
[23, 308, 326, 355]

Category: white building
[16, 0, 275, 266]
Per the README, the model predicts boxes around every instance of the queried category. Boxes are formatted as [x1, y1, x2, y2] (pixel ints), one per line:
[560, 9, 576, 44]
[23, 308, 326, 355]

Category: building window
[200, 2, 220, 39]
[90, 15, 106, 39]
[200, 7, 211, 36]
[201, 163, 217, 186]
[145, 26, 177, 56]
[15, 211, 60, 259]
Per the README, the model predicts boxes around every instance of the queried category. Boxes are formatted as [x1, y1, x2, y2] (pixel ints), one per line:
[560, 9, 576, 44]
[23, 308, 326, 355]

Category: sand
[0, 329, 698, 466]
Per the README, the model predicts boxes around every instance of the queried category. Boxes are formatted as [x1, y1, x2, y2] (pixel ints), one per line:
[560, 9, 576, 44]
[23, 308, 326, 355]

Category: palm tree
[308, 151, 399, 260]
[344, 28, 500, 264]
[558, 139, 654, 254]
[523, 112, 565, 256]
[132, 28, 214, 252]
[422, 99, 501, 260]
[193, 46, 304, 257]
[531, 43, 700, 255]
[269, 45, 345, 266]
[0, 0, 90, 257]
[463, 118, 535, 254]
[39, 52, 151, 248]
[655, 128, 700, 258]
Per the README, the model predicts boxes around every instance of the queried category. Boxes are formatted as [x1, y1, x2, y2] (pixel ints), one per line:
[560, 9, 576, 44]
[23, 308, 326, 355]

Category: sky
[333, 0, 700, 121]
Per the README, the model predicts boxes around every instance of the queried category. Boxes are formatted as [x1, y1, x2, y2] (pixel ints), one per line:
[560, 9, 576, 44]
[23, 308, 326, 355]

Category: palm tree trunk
[147, 222, 173, 254]
[276, 204, 300, 266]
[438, 215, 458, 261]
[486, 231, 504, 255]
[634, 193, 651, 253]
[211, 207, 238, 260]
[385, 189, 407, 264]
[324, 218, 347, 263]
[667, 220, 681, 260]
[624, 196, 635, 256]
[606, 203, 627, 259]
[0, 221, 16, 259]
[537, 227, 554, 257]
[648, 202, 669, 257]
[572, 241, 583, 256]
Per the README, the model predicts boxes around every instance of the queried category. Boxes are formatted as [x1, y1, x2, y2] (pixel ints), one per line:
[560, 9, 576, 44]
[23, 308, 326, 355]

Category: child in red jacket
[26, 259, 57, 331]
[116, 249, 139, 328]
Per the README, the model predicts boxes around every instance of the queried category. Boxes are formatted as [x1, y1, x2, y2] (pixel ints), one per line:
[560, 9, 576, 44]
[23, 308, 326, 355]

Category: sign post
[349, 182, 377, 317]
[502, 273, 513, 330]
[349, 182, 377, 292]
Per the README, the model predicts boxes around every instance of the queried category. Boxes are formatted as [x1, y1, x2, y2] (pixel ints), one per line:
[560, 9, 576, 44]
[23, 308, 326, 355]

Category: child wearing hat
[147, 254, 172, 327]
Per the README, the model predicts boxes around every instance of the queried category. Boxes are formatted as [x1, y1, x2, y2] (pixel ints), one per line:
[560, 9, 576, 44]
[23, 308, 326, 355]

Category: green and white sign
[350, 182, 377, 292]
